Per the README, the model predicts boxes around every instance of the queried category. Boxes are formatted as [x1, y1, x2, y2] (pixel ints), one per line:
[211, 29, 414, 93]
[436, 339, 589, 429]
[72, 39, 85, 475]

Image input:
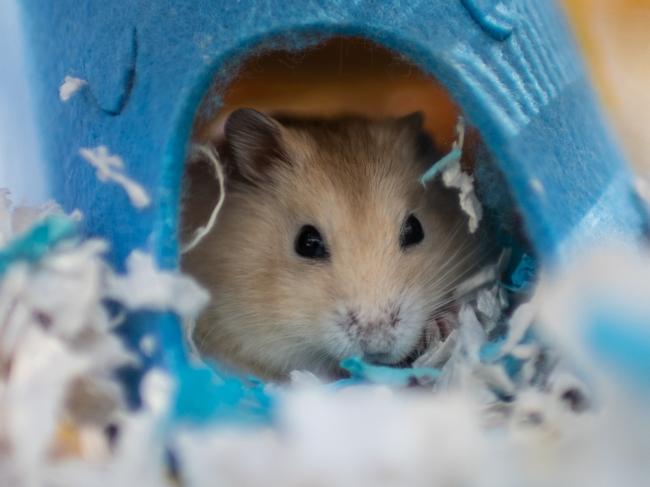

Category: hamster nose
[340, 307, 401, 331]
[338, 305, 408, 364]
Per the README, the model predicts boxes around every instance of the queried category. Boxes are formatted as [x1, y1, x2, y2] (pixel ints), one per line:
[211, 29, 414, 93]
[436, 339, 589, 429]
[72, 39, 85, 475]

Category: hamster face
[183, 109, 489, 380]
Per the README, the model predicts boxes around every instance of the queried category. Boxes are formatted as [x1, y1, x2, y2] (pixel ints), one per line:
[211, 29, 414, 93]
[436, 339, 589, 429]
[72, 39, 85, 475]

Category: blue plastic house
[16, 0, 646, 398]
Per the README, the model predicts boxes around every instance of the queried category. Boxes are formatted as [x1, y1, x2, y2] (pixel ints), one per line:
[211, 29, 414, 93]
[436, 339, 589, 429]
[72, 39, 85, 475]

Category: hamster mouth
[348, 306, 458, 370]
[392, 312, 455, 369]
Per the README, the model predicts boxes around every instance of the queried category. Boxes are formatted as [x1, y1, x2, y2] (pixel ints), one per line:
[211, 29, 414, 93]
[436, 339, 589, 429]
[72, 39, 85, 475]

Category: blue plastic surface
[16, 0, 645, 397]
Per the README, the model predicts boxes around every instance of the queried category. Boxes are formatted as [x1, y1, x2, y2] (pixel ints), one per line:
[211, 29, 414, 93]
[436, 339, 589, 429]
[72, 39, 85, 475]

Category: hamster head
[183, 108, 490, 380]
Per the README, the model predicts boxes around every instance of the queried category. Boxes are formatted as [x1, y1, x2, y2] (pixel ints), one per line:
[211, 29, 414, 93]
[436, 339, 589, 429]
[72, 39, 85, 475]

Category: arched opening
[178, 35, 527, 380]
[192, 37, 460, 153]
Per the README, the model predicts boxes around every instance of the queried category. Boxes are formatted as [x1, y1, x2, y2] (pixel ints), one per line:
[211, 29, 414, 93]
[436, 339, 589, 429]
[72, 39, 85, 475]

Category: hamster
[182, 108, 492, 381]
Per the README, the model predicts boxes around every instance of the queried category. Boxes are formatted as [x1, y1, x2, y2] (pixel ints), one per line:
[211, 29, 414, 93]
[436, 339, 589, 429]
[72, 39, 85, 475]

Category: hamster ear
[395, 111, 437, 160]
[223, 108, 289, 182]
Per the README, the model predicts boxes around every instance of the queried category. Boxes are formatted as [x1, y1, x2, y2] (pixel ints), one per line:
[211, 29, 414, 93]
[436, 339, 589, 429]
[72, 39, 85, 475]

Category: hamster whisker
[423, 243, 493, 294]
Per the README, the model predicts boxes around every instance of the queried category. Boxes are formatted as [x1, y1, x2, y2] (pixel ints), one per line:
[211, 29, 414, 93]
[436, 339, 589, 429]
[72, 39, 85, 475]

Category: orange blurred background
[195, 38, 461, 151]
[563, 0, 650, 172]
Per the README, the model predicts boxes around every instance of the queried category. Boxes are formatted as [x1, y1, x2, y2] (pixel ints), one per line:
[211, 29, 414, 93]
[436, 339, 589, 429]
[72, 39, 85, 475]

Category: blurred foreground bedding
[1, 189, 650, 487]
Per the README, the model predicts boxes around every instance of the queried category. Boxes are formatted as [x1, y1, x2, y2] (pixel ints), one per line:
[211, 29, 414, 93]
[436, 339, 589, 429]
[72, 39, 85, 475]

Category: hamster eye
[400, 214, 424, 249]
[295, 225, 329, 260]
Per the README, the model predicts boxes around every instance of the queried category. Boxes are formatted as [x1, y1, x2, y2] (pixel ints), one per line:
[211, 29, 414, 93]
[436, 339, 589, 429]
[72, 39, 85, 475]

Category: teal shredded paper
[420, 116, 465, 187]
[0, 216, 76, 275]
[172, 362, 274, 425]
[338, 357, 441, 388]
[419, 147, 462, 187]
[503, 253, 536, 292]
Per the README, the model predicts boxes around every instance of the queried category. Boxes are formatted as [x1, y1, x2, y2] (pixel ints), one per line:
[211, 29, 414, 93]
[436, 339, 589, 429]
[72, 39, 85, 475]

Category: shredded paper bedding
[2, 151, 650, 485]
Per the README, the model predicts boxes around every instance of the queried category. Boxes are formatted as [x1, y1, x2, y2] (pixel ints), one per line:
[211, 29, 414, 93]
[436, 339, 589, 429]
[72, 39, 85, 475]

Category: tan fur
[182, 113, 490, 380]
